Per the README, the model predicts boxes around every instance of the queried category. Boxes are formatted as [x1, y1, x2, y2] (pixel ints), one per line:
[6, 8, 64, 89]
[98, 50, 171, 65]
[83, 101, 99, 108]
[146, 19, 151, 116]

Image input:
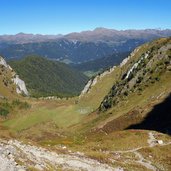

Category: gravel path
[134, 151, 157, 171]
[109, 132, 171, 171]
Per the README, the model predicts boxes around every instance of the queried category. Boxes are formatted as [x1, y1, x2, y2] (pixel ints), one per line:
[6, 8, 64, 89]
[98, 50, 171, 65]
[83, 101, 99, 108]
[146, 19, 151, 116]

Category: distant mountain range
[65, 28, 171, 42]
[0, 32, 62, 44]
[0, 28, 171, 64]
[1, 28, 171, 44]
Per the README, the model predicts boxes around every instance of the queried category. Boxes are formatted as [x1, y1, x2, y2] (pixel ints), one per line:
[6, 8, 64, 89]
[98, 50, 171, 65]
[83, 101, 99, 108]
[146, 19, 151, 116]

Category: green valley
[0, 38, 171, 171]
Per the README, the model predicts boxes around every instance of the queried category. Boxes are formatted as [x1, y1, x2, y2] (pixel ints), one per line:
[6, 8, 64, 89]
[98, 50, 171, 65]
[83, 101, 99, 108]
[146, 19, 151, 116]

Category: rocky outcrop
[12, 75, 28, 96]
[0, 56, 12, 70]
[80, 66, 116, 97]
[0, 56, 28, 96]
[120, 47, 140, 67]
[80, 47, 140, 97]
[80, 79, 93, 95]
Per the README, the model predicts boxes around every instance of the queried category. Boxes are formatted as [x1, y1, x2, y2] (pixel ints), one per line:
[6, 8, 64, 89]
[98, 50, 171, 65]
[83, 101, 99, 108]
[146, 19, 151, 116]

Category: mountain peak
[16, 32, 27, 35]
[94, 27, 108, 31]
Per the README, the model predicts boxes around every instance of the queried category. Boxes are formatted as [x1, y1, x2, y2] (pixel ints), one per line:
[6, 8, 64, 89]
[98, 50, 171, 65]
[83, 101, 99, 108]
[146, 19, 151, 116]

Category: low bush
[0, 107, 9, 117]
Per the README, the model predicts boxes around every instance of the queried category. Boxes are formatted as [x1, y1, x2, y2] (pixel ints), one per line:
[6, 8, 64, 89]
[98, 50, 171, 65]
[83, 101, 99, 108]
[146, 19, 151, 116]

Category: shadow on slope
[127, 93, 171, 135]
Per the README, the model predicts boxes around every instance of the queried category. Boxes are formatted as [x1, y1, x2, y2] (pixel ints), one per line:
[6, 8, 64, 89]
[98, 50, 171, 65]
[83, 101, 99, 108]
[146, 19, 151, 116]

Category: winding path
[110, 132, 171, 171]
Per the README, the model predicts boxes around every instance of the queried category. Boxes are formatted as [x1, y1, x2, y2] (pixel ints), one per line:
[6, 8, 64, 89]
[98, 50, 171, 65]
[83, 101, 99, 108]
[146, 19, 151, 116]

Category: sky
[0, 0, 171, 35]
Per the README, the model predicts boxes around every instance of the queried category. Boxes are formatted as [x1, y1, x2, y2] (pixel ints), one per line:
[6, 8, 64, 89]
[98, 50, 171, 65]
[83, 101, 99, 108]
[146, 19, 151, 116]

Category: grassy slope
[92, 71, 171, 131]
[78, 38, 171, 133]
[79, 67, 121, 110]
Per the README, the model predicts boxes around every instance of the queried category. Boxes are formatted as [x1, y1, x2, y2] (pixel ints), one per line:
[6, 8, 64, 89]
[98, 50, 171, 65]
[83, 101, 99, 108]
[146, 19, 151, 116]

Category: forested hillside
[9, 56, 88, 97]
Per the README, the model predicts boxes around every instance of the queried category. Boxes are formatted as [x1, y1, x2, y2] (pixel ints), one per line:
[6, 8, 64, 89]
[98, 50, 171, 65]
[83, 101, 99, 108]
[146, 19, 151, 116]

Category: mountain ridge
[1, 28, 171, 64]
[2, 28, 170, 43]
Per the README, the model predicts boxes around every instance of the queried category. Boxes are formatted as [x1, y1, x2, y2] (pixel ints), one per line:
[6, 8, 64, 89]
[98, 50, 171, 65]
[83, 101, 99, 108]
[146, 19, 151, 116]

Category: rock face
[80, 66, 116, 97]
[80, 79, 93, 95]
[120, 47, 140, 67]
[0, 56, 28, 96]
[12, 75, 28, 96]
[0, 56, 12, 70]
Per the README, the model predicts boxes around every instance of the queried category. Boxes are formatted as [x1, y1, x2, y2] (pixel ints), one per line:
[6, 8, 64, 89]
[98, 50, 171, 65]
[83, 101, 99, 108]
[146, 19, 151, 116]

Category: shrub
[19, 101, 31, 109]
[155, 77, 160, 81]
[136, 76, 143, 84]
[12, 99, 31, 109]
[123, 91, 128, 96]
[0, 107, 9, 117]
[0, 99, 31, 118]
[103, 99, 112, 109]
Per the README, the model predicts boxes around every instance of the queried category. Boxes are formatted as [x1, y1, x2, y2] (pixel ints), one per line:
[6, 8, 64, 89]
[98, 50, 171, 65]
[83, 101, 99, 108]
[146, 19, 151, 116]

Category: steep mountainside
[9, 56, 88, 97]
[89, 37, 171, 134]
[100, 38, 171, 111]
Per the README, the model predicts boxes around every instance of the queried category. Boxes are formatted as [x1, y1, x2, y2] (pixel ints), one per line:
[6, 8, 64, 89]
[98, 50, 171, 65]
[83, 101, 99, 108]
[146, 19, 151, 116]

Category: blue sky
[0, 0, 171, 35]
